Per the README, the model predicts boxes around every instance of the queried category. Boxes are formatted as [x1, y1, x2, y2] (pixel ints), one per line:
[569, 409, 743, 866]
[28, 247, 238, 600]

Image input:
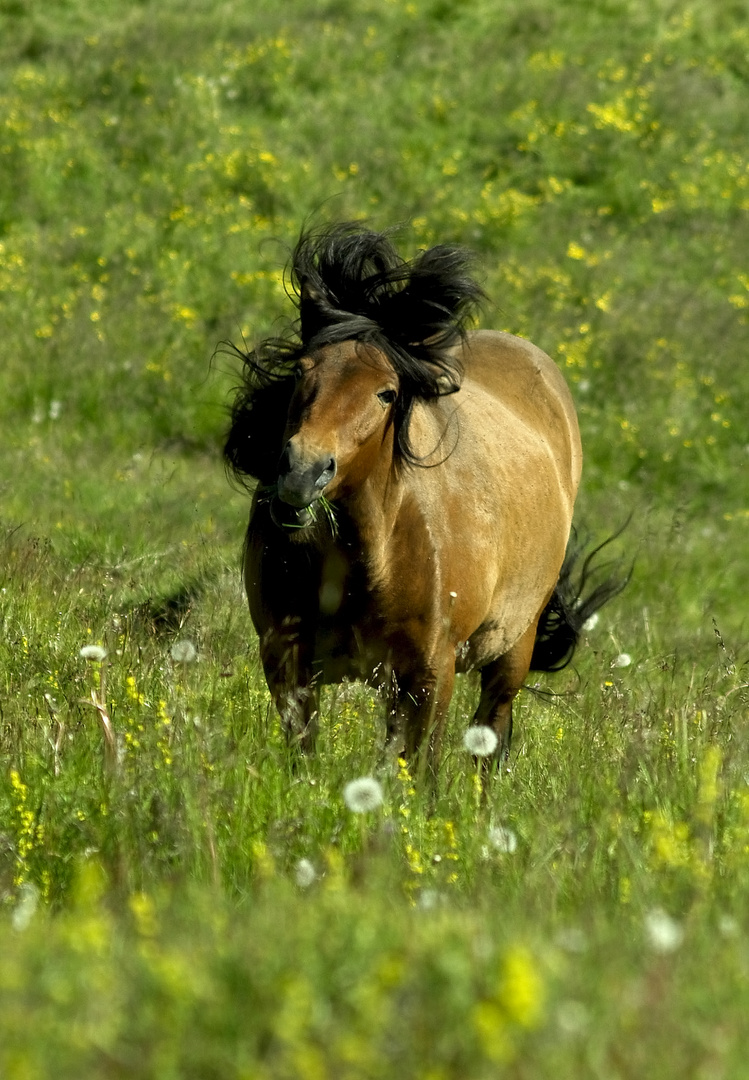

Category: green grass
[1, 0, 748, 1075]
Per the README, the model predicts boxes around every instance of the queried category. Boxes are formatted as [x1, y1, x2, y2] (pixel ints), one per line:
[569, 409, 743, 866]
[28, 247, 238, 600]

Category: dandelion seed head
[294, 858, 316, 888]
[555, 927, 588, 953]
[12, 882, 40, 932]
[557, 999, 590, 1035]
[488, 824, 518, 854]
[79, 644, 107, 661]
[583, 611, 599, 631]
[612, 652, 632, 668]
[462, 725, 498, 757]
[418, 888, 443, 911]
[644, 908, 683, 953]
[343, 776, 384, 813]
[718, 914, 739, 938]
[170, 639, 197, 663]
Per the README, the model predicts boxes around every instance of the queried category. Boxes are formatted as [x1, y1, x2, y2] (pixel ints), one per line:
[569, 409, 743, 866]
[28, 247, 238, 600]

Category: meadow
[1, 0, 748, 1075]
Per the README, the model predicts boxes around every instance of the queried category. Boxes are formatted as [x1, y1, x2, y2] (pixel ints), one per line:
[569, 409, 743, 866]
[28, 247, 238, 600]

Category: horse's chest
[311, 554, 390, 683]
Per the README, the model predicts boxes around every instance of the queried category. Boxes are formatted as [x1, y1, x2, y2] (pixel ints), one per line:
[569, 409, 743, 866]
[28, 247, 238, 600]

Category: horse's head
[271, 340, 397, 529]
[225, 223, 486, 530]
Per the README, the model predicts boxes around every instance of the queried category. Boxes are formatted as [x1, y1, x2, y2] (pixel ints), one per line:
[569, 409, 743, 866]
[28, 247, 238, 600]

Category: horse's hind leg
[473, 621, 538, 760]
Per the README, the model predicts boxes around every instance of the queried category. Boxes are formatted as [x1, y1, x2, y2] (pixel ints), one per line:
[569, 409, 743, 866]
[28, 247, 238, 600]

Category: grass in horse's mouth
[260, 485, 338, 535]
[317, 494, 339, 537]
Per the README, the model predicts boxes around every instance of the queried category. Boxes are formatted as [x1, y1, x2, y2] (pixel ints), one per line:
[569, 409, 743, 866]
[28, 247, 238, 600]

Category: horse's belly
[454, 621, 514, 674]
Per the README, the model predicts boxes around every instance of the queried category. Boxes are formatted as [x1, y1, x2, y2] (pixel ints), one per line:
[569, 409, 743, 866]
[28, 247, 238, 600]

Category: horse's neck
[333, 403, 452, 576]
[333, 456, 404, 570]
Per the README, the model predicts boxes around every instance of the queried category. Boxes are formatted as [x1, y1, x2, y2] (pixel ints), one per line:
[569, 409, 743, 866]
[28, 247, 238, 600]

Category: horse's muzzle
[276, 441, 336, 511]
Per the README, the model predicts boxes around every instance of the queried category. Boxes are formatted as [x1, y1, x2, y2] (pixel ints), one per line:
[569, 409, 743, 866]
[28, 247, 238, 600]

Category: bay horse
[225, 224, 614, 771]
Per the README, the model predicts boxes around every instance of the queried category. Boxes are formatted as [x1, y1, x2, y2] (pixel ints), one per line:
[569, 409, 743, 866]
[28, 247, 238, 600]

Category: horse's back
[460, 330, 582, 503]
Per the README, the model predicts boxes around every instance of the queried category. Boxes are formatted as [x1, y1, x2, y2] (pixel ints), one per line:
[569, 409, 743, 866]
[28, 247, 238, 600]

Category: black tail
[530, 526, 632, 673]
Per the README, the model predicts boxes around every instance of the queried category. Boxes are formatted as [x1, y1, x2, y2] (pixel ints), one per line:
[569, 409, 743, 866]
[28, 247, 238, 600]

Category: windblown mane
[224, 223, 485, 484]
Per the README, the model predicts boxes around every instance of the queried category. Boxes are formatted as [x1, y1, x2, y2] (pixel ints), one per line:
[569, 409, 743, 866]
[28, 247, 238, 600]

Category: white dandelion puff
[294, 858, 317, 888]
[170, 639, 197, 663]
[583, 611, 599, 631]
[718, 914, 739, 939]
[343, 776, 384, 813]
[557, 999, 590, 1036]
[418, 888, 443, 911]
[644, 908, 683, 953]
[555, 927, 588, 954]
[462, 725, 498, 757]
[79, 644, 107, 661]
[487, 824, 518, 854]
[12, 882, 40, 932]
[612, 653, 632, 668]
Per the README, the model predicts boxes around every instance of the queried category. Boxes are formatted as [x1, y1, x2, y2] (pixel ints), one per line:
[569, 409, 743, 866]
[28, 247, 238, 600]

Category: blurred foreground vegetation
[1, 0, 748, 1075]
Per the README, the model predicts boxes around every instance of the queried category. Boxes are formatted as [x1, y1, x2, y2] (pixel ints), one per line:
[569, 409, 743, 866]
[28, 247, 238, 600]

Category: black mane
[224, 223, 485, 484]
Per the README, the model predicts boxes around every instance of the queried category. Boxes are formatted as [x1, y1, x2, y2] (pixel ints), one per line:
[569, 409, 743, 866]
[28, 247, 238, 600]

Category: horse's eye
[377, 389, 397, 407]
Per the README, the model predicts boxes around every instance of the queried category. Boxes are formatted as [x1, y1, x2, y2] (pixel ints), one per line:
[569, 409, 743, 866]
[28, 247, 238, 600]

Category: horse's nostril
[278, 444, 292, 476]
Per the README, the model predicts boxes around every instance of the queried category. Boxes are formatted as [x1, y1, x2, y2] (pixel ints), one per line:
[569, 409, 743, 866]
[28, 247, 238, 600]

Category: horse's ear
[434, 370, 462, 394]
[299, 279, 328, 342]
[413, 356, 462, 396]
[300, 280, 323, 306]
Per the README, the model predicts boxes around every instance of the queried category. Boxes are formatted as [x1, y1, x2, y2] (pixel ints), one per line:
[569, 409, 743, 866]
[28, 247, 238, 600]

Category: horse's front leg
[260, 626, 320, 753]
[272, 680, 320, 753]
[388, 658, 455, 780]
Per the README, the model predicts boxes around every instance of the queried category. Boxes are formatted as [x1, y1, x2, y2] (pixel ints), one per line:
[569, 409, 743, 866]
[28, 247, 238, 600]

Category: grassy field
[1, 0, 748, 1075]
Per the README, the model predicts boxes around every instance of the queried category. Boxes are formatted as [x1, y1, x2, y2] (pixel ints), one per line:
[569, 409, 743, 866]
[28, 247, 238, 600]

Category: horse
[225, 223, 618, 772]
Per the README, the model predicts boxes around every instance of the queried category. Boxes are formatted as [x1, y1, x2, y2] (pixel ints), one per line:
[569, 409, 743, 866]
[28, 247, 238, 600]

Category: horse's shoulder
[454, 329, 581, 486]
[459, 329, 574, 415]
[461, 329, 561, 388]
